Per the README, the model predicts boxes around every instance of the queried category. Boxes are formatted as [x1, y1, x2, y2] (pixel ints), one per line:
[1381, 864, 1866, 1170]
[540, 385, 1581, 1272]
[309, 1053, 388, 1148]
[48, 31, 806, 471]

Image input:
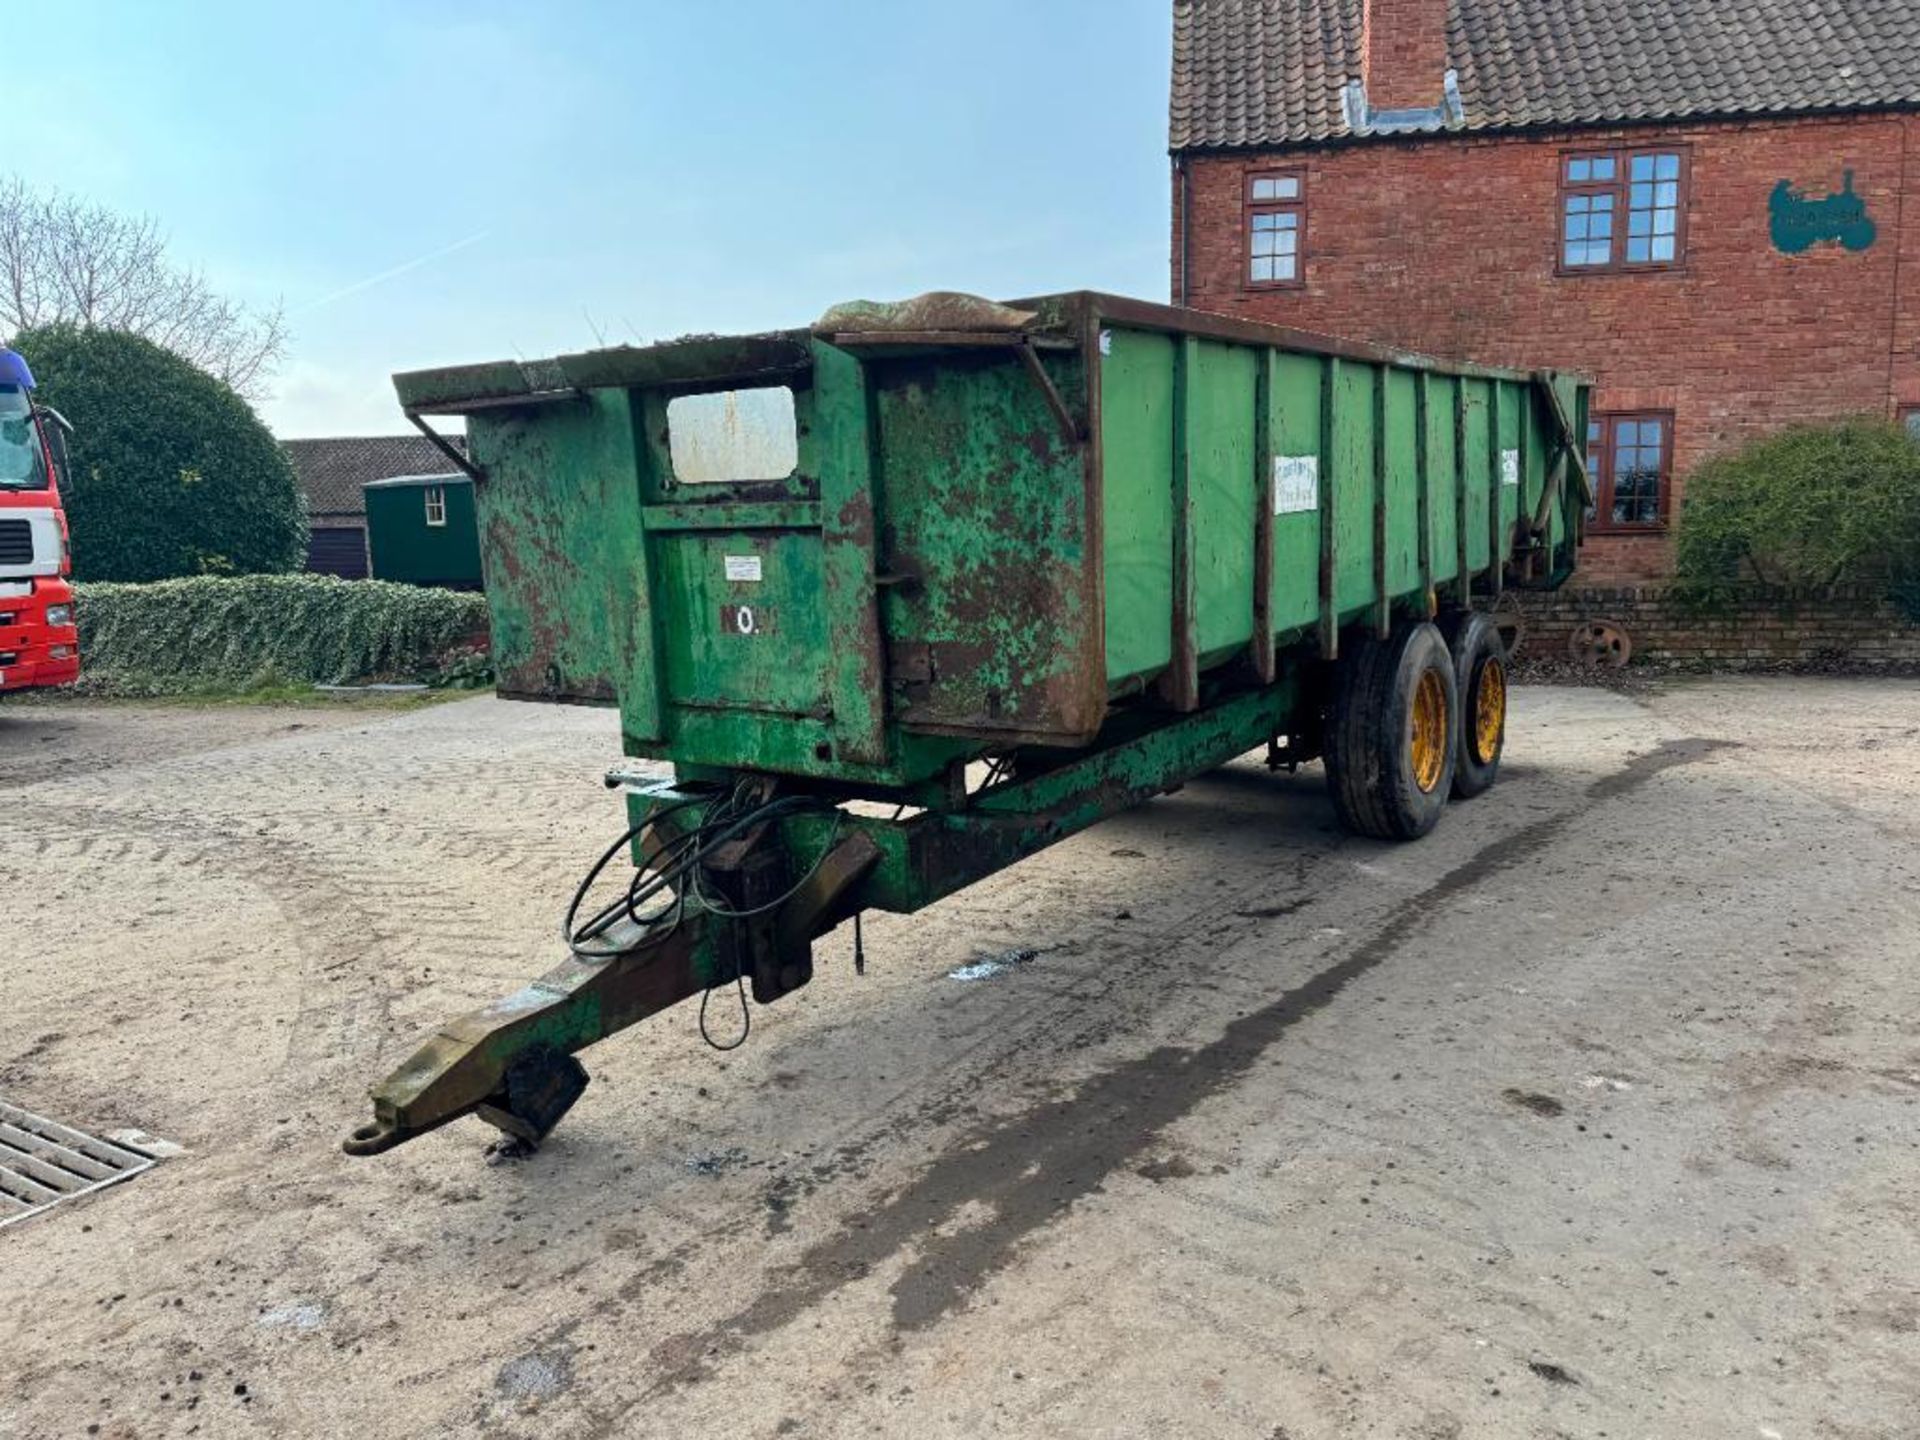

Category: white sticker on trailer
[1501, 449, 1520, 487]
[1273, 455, 1319, 515]
[723, 555, 763, 583]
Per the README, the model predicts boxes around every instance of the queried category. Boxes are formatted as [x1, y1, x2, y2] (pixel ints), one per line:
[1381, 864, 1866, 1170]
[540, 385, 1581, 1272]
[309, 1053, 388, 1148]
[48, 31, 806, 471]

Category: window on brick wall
[1560, 149, 1688, 272]
[1245, 170, 1306, 289]
[1902, 405, 1920, 443]
[1586, 413, 1673, 529]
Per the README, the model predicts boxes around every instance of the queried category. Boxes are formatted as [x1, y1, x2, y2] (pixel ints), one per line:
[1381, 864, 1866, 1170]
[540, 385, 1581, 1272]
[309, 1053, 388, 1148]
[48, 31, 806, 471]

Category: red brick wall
[1176, 112, 1920, 579]
[1511, 586, 1920, 671]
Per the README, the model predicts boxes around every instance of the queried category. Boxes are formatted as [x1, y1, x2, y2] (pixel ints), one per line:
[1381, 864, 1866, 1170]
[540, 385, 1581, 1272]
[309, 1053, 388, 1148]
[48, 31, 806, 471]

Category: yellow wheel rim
[1410, 668, 1448, 794]
[1473, 657, 1507, 766]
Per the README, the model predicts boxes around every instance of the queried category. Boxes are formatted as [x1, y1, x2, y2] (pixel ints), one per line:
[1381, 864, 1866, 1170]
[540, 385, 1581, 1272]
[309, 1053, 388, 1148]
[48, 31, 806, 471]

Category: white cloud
[262, 359, 421, 440]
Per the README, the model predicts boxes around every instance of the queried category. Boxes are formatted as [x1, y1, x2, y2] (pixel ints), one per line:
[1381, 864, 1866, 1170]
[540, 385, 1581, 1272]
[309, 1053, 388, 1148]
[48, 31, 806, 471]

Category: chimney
[1361, 0, 1451, 113]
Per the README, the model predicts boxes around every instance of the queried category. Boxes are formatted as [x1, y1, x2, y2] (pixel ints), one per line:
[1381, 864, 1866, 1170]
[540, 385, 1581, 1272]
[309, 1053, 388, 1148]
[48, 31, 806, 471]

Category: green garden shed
[363, 473, 483, 590]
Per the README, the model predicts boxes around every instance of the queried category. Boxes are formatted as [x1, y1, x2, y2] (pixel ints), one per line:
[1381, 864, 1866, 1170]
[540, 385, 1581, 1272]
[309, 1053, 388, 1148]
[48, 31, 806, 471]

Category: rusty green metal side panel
[1382, 367, 1422, 598]
[1268, 351, 1325, 637]
[1460, 378, 1494, 576]
[653, 528, 828, 715]
[873, 347, 1099, 741]
[1493, 378, 1521, 587]
[1425, 373, 1463, 592]
[467, 392, 655, 717]
[615, 354, 970, 785]
[812, 341, 888, 764]
[1097, 329, 1175, 685]
[1331, 360, 1378, 618]
[1186, 340, 1259, 667]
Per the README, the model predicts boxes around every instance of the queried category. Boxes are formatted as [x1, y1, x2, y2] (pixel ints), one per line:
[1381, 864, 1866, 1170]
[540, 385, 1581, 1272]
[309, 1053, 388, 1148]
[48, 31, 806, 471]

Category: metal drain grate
[0, 1101, 158, 1228]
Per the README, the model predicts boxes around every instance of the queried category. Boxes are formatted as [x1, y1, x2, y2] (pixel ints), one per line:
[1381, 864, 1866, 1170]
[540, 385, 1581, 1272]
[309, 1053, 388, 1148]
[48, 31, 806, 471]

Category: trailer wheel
[1442, 610, 1508, 800]
[1324, 622, 1458, 841]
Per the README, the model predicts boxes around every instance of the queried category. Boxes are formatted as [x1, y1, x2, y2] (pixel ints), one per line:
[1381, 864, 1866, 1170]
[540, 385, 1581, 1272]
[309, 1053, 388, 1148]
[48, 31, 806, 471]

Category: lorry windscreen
[0, 384, 48, 489]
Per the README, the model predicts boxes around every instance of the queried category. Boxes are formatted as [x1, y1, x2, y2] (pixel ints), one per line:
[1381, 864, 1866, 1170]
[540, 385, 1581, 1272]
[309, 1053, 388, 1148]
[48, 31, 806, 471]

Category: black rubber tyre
[1323, 622, 1458, 841]
[1441, 610, 1508, 800]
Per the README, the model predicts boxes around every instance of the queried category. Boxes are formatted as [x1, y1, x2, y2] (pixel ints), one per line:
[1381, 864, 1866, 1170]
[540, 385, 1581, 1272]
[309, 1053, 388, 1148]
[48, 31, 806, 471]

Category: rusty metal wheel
[1489, 593, 1527, 661]
[1568, 618, 1633, 669]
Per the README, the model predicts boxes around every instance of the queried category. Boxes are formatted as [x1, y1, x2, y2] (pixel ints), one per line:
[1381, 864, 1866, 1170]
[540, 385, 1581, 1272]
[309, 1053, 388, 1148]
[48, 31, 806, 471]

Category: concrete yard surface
[1, 679, 1917, 1439]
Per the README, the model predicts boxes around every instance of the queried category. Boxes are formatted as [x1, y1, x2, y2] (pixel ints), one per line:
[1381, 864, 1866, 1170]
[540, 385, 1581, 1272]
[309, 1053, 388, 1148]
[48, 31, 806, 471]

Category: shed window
[1586, 413, 1672, 530]
[1561, 150, 1687, 271]
[424, 485, 447, 527]
[1246, 170, 1305, 289]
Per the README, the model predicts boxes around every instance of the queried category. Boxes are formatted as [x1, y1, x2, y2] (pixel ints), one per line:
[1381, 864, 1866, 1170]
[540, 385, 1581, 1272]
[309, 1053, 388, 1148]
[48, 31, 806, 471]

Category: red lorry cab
[0, 346, 79, 692]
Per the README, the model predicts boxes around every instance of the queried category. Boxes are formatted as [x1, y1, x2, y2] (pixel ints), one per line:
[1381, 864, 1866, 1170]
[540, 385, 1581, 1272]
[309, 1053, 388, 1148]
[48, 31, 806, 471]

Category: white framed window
[424, 485, 447, 527]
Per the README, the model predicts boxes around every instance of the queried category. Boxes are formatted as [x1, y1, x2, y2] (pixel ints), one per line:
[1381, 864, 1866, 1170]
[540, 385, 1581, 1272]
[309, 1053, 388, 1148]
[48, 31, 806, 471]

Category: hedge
[16, 325, 308, 582]
[1675, 418, 1920, 611]
[69, 574, 489, 696]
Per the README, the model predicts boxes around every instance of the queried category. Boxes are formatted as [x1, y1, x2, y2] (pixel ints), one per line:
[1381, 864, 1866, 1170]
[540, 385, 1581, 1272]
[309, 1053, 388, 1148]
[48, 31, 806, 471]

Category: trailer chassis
[344, 674, 1304, 1155]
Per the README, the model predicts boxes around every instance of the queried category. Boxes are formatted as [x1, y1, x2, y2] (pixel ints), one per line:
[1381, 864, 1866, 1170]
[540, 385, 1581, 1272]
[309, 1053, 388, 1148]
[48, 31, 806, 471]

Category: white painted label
[723, 554, 762, 583]
[1273, 455, 1319, 515]
[734, 606, 757, 635]
[1501, 449, 1520, 487]
[1098, 329, 1114, 356]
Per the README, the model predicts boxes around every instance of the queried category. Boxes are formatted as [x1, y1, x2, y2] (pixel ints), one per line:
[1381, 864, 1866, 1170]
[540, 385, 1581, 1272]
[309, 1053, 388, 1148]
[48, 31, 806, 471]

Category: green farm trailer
[345, 291, 1591, 1156]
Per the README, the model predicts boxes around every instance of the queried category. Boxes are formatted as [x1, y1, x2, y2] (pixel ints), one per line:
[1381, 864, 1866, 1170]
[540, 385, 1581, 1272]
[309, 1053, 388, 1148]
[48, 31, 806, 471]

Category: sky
[13, 2, 1175, 437]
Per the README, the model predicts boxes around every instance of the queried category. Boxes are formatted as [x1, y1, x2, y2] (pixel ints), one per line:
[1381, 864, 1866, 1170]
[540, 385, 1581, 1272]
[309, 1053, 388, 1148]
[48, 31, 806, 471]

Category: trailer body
[398, 292, 1586, 799]
[348, 293, 1591, 1157]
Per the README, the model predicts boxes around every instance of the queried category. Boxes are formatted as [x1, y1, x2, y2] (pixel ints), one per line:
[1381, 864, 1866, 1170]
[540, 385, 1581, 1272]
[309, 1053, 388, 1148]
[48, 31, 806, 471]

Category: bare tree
[0, 176, 287, 399]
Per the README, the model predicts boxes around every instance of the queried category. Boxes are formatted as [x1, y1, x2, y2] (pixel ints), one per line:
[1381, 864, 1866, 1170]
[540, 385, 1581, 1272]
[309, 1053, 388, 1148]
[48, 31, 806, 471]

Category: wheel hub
[1410, 669, 1448, 794]
[1472, 657, 1506, 765]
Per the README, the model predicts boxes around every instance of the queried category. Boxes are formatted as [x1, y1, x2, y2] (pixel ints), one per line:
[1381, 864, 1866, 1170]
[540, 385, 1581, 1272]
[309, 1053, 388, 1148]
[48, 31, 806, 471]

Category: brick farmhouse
[1170, 0, 1920, 582]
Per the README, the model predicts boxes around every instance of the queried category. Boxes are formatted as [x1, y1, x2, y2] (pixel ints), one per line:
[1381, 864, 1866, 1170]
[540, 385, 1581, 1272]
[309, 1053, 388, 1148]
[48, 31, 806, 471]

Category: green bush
[1675, 419, 1920, 604]
[71, 574, 489, 696]
[13, 324, 306, 581]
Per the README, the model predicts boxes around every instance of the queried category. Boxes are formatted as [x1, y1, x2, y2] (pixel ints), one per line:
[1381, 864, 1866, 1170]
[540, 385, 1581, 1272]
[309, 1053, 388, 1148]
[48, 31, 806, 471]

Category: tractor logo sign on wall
[1770, 169, 1877, 255]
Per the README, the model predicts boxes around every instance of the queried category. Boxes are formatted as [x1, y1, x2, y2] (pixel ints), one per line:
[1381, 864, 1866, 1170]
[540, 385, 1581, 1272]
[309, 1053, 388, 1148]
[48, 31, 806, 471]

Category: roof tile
[282, 435, 466, 519]
[1171, 0, 1920, 149]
